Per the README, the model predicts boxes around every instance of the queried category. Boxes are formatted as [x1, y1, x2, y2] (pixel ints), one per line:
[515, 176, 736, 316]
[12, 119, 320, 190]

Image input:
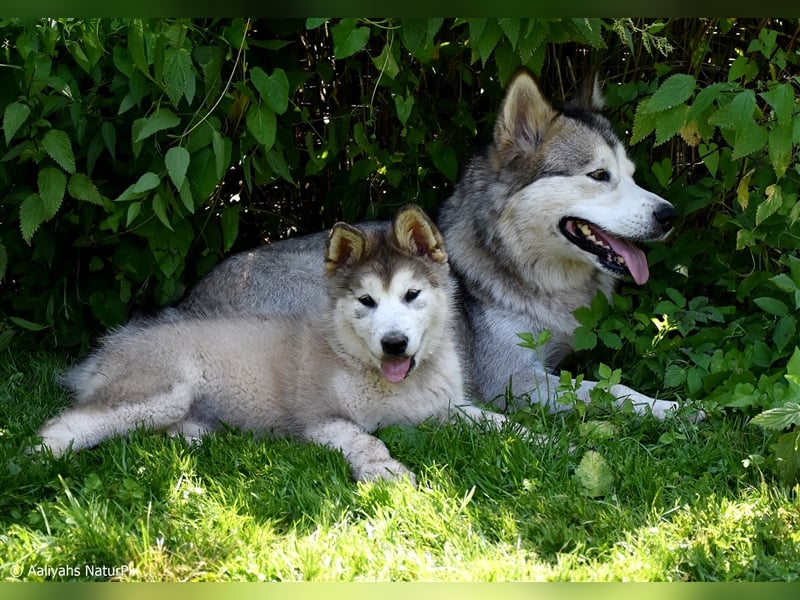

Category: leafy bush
[1, 18, 799, 480]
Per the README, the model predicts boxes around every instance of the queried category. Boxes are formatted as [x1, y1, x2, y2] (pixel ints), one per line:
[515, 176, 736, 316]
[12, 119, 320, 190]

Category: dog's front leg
[447, 403, 547, 444]
[304, 419, 416, 484]
[573, 379, 705, 422]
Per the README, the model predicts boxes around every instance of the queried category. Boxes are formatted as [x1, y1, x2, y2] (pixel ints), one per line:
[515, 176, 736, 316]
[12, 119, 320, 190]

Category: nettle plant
[571, 22, 800, 483]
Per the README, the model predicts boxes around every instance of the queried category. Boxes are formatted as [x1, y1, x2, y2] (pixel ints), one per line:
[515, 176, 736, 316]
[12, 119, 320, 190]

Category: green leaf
[468, 18, 503, 65]
[126, 201, 141, 226]
[751, 402, 800, 431]
[128, 18, 150, 78]
[573, 450, 613, 498]
[728, 55, 757, 82]
[19, 193, 46, 244]
[134, 108, 180, 142]
[246, 103, 276, 150]
[654, 104, 689, 146]
[665, 287, 687, 308]
[732, 120, 768, 160]
[755, 184, 782, 226]
[597, 330, 621, 350]
[754, 296, 789, 317]
[499, 18, 520, 48]
[331, 19, 370, 59]
[211, 129, 225, 180]
[9, 316, 46, 331]
[101, 121, 117, 160]
[250, 67, 290, 115]
[3, 101, 31, 145]
[760, 83, 794, 127]
[399, 18, 442, 62]
[152, 192, 174, 231]
[774, 430, 800, 484]
[221, 204, 240, 252]
[372, 43, 400, 81]
[265, 148, 295, 185]
[641, 74, 696, 113]
[37, 167, 67, 219]
[165, 146, 190, 190]
[573, 326, 597, 352]
[767, 122, 793, 178]
[686, 82, 726, 122]
[631, 101, 659, 144]
[116, 171, 161, 201]
[306, 18, 329, 29]
[774, 316, 797, 352]
[132, 172, 160, 194]
[178, 179, 194, 213]
[771, 273, 797, 295]
[786, 347, 800, 384]
[68, 173, 104, 206]
[664, 363, 687, 388]
[428, 140, 458, 182]
[394, 94, 414, 126]
[41, 129, 76, 174]
[163, 46, 194, 107]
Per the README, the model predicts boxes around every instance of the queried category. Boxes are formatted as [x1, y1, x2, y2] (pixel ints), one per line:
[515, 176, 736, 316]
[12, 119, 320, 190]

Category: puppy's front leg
[304, 419, 416, 484]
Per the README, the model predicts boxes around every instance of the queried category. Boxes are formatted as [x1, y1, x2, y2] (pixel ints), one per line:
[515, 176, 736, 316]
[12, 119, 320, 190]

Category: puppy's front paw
[353, 458, 417, 486]
[34, 420, 77, 457]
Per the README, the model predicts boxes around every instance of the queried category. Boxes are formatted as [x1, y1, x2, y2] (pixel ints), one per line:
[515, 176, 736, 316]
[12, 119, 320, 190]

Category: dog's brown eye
[404, 289, 420, 303]
[358, 295, 377, 308]
[587, 169, 610, 182]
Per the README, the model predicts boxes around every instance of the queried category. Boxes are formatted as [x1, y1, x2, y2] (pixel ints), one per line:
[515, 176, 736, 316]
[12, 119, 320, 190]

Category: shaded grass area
[1, 350, 798, 581]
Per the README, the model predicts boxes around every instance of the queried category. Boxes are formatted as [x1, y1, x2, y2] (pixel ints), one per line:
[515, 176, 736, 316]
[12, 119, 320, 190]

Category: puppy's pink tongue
[382, 357, 411, 383]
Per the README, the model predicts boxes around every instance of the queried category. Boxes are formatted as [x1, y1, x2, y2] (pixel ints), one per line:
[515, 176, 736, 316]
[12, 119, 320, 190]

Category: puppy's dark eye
[404, 289, 420, 303]
[358, 295, 377, 308]
[587, 169, 610, 182]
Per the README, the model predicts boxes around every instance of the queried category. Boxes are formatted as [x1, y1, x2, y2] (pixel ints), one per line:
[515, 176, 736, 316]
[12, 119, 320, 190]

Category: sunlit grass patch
[1, 350, 798, 581]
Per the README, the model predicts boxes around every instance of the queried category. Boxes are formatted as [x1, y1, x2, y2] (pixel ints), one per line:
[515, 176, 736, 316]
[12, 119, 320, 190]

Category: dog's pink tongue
[382, 357, 411, 383]
[595, 230, 650, 285]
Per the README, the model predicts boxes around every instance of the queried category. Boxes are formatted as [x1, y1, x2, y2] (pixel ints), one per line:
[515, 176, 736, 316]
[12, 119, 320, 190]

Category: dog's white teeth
[578, 221, 611, 251]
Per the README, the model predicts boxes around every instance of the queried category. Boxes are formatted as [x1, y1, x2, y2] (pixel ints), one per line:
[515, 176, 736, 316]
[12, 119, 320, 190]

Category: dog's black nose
[381, 333, 408, 356]
[654, 204, 677, 230]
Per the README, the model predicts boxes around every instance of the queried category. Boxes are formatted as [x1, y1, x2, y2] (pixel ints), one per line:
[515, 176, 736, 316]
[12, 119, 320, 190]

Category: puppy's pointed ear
[494, 70, 557, 154]
[393, 204, 447, 264]
[325, 223, 367, 273]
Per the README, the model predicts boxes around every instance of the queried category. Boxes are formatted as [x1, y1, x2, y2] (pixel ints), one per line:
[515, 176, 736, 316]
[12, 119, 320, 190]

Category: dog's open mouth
[559, 217, 650, 284]
[381, 356, 416, 383]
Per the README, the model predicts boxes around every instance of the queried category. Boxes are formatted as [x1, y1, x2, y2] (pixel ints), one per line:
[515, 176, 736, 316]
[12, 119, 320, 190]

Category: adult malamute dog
[37, 206, 510, 483]
[178, 70, 693, 420]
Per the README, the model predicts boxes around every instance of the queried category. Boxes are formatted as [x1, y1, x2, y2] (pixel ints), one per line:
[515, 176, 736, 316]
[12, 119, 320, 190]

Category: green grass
[1, 350, 799, 581]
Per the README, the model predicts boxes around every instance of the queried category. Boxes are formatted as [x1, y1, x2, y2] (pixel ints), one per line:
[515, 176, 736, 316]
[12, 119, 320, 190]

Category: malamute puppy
[36, 206, 511, 482]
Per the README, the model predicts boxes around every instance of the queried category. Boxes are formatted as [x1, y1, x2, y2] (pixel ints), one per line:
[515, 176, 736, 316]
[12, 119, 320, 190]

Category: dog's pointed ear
[572, 70, 605, 112]
[494, 70, 557, 153]
[393, 204, 447, 264]
[326, 223, 367, 273]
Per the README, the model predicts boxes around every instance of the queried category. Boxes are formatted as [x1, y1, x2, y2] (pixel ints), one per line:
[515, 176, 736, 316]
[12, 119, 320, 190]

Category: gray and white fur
[175, 70, 699, 420]
[37, 206, 511, 483]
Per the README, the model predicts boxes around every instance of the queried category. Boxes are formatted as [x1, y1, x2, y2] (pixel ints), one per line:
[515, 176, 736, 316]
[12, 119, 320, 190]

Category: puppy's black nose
[381, 333, 408, 356]
[654, 204, 677, 230]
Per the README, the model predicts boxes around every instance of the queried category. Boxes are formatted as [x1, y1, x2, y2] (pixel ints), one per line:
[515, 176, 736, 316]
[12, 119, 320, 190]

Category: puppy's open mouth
[381, 355, 416, 383]
[559, 217, 650, 285]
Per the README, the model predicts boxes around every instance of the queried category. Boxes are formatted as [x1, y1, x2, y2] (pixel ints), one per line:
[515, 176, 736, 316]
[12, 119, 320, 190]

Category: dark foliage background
[1, 18, 799, 478]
